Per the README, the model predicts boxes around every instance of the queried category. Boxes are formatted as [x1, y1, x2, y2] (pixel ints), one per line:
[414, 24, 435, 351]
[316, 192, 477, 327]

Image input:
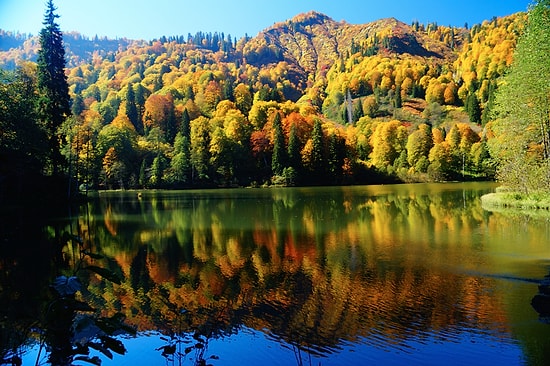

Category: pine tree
[175, 108, 192, 183]
[37, 0, 70, 175]
[465, 92, 481, 123]
[180, 108, 191, 137]
[328, 132, 344, 182]
[310, 119, 326, 181]
[287, 124, 301, 171]
[353, 99, 364, 123]
[125, 83, 141, 133]
[134, 83, 147, 126]
[71, 93, 84, 116]
[394, 84, 403, 109]
[271, 113, 286, 176]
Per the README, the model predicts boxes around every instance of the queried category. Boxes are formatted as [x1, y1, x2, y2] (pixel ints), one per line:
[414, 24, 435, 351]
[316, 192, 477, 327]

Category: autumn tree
[428, 141, 452, 181]
[234, 83, 253, 115]
[97, 116, 138, 188]
[371, 120, 405, 170]
[406, 124, 433, 172]
[37, 0, 71, 175]
[143, 93, 176, 142]
[209, 124, 231, 183]
[362, 96, 378, 118]
[190, 116, 211, 182]
[221, 108, 251, 184]
[74, 110, 103, 188]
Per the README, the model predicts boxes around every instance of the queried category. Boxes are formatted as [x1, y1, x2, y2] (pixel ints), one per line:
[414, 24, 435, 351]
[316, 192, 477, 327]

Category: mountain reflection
[74, 185, 516, 353]
[78, 183, 510, 353]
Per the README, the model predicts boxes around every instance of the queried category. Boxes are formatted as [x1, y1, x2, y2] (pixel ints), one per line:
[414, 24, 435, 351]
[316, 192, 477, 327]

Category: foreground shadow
[532, 273, 550, 323]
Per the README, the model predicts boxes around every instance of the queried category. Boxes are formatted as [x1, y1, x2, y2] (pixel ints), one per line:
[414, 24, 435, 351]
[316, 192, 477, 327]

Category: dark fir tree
[310, 119, 326, 182]
[134, 83, 147, 127]
[271, 112, 286, 176]
[465, 92, 481, 123]
[394, 84, 403, 109]
[180, 108, 191, 137]
[71, 93, 84, 116]
[125, 83, 141, 133]
[287, 124, 301, 171]
[353, 99, 364, 123]
[37, 0, 71, 175]
[178, 108, 192, 183]
[328, 132, 345, 183]
[481, 80, 497, 126]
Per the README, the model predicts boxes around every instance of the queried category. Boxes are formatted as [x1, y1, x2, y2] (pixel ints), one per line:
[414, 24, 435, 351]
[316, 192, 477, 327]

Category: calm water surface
[8, 182, 550, 365]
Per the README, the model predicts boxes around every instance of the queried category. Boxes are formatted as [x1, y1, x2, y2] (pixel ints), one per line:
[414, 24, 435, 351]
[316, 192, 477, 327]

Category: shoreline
[481, 191, 550, 215]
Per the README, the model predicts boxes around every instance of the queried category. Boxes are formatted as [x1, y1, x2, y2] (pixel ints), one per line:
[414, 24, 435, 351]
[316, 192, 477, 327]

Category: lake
[3, 182, 550, 365]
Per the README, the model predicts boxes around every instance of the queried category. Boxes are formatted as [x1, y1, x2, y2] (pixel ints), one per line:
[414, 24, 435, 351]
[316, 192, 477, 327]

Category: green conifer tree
[310, 119, 326, 181]
[37, 0, 71, 175]
[465, 92, 481, 123]
[271, 113, 286, 176]
[125, 83, 141, 133]
[287, 124, 301, 171]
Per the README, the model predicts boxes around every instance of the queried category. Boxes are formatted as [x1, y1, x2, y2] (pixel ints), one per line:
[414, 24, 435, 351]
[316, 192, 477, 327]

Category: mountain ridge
[1, 10, 472, 70]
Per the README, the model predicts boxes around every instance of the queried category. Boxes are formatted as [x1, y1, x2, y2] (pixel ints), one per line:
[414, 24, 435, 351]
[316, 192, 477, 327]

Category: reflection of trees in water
[75, 185, 515, 355]
[0, 208, 55, 364]
[0, 205, 134, 365]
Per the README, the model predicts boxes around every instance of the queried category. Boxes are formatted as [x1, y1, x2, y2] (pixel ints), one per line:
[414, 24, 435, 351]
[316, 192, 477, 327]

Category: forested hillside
[0, 10, 527, 189]
[0, 30, 144, 69]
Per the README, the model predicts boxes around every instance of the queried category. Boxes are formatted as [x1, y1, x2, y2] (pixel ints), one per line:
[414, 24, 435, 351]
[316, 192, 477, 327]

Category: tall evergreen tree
[134, 83, 147, 127]
[353, 99, 364, 123]
[271, 113, 286, 176]
[71, 93, 84, 116]
[287, 124, 301, 171]
[465, 92, 481, 123]
[328, 132, 345, 182]
[37, 0, 70, 175]
[125, 83, 141, 133]
[310, 119, 326, 181]
[180, 108, 191, 137]
[394, 84, 403, 109]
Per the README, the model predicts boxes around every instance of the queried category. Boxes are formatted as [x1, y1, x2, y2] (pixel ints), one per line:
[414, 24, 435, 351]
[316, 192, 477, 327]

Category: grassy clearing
[481, 189, 550, 213]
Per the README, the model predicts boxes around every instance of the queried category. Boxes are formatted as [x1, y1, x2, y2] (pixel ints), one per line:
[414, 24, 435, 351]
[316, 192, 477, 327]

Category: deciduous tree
[489, 0, 550, 192]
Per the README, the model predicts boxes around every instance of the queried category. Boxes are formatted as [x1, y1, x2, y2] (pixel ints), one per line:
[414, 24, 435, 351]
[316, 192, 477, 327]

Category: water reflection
[4, 182, 550, 365]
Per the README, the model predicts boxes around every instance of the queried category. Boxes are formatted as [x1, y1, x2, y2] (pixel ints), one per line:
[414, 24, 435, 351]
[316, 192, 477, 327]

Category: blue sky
[1, 0, 532, 40]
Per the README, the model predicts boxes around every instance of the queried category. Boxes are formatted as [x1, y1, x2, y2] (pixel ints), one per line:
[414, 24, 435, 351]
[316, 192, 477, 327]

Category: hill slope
[0, 10, 527, 188]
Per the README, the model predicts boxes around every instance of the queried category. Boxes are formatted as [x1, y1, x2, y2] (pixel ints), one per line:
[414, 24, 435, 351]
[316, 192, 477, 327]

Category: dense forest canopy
[1, 1, 548, 192]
